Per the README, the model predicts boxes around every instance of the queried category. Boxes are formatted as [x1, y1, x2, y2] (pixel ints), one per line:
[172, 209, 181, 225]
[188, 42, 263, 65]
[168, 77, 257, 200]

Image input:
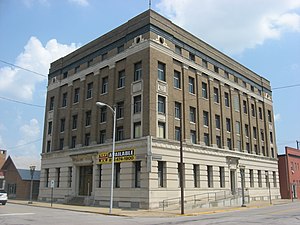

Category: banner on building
[98, 149, 136, 164]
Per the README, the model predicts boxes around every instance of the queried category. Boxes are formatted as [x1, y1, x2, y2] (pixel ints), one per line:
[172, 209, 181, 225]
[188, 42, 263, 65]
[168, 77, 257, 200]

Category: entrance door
[230, 170, 236, 195]
[79, 166, 93, 196]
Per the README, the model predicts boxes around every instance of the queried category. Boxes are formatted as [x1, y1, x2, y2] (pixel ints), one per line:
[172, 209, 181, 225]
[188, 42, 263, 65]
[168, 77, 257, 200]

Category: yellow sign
[98, 149, 136, 164]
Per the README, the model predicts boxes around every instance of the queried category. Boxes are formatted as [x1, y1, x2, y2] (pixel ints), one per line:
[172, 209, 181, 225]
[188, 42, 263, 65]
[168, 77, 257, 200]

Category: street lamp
[96, 101, 116, 214]
[240, 166, 246, 207]
[28, 165, 36, 204]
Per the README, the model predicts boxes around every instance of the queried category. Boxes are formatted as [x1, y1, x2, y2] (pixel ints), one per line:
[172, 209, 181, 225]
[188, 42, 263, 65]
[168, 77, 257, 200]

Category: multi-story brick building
[278, 146, 300, 199]
[39, 10, 280, 209]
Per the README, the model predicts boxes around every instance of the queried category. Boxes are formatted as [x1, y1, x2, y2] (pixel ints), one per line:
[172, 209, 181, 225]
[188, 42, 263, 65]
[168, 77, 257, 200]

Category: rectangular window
[134, 161, 141, 188]
[189, 52, 195, 61]
[59, 138, 64, 150]
[117, 44, 124, 53]
[46, 141, 51, 152]
[134, 122, 141, 138]
[175, 45, 182, 54]
[74, 65, 80, 73]
[233, 95, 239, 111]
[48, 121, 52, 135]
[178, 163, 185, 187]
[246, 142, 250, 153]
[262, 146, 266, 156]
[207, 165, 213, 188]
[56, 168, 60, 188]
[214, 65, 219, 73]
[224, 92, 230, 107]
[270, 132, 273, 143]
[261, 129, 265, 141]
[219, 167, 225, 188]
[158, 95, 166, 114]
[114, 163, 121, 188]
[98, 165, 102, 188]
[133, 95, 142, 114]
[71, 136, 76, 148]
[202, 59, 208, 68]
[68, 167, 72, 188]
[193, 164, 200, 188]
[175, 102, 181, 119]
[118, 70, 125, 88]
[85, 111, 91, 126]
[116, 126, 124, 141]
[49, 96, 54, 111]
[158, 62, 166, 81]
[245, 124, 249, 137]
[226, 118, 231, 132]
[62, 92, 67, 107]
[60, 118, 66, 132]
[174, 70, 181, 88]
[202, 82, 208, 99]
[100, 106, 107, 123]
[86, 82, 93, 99]
[243, 100, 247, 114]
[216, 135, 221, 148]
[74, 88, 80, 103]
[72, 115, 78, 129]
[203, 111, 209, 127]
[268, 110, 272, 122]
[215, 114, 221, 129]
[158, 161, 165, 187]
[227, 138, 232, 149]
[63, 71, 68, 79]
[265, 171, 269, 187]
[85, 133, 90, 146]
[45, 168, 49, 187]
[258, 170, 262, 187]
[236, 121, 240, 135]
[224, 71, 229, 79]
[189, 77, 195, 94]
[214, 87, 219, 103]
[87, 59, 93, 67]
[158, 122, 166, 139]
[101, 52, 107, 61]
[101, 77, 108, 94]
[254, 144, 258, 154]
[249, 169, 254, 188]
[190, 107, 196, 123]
[251, 104, 256, 117]
[99, 130, 106, 144]
[253, 127, 257, 139]
[134, 61, 142, 81]
[237, 140, 242, 151]
[190, 130, 196, 144]
[259, 107, 263, 120]
[175, 126, 181, 141]
[116, 101, 124, 119]
[204, 133, 210, 146]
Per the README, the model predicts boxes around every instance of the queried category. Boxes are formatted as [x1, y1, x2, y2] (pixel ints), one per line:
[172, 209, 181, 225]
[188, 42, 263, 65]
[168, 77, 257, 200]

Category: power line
[6, 138, 42, 150]
[272, 84, 300, 90]
[0, 59, 47, 78]
[0, 96, 45, 108]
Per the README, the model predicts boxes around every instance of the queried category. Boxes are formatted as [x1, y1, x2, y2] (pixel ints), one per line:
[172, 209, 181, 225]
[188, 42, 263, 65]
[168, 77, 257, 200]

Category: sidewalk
[8, 199, 293, 217]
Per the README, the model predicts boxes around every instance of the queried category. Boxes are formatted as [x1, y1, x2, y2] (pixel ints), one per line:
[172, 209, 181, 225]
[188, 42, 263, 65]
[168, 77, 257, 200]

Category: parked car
[0, 190, 7, 205]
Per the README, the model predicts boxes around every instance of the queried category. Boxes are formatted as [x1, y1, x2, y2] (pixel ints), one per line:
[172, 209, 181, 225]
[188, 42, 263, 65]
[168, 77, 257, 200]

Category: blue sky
[0, 0, 299, 169]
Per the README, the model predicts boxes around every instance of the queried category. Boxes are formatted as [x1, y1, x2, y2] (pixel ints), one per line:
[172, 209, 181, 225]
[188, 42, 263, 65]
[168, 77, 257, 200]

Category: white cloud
[19, 118, 40, 140]
[156, 0, 300, 54]
[0, 36, 78, 101]
[274, 113, 281, 122]
[68, 0, 89, 7]
[11, 155, 41, 170]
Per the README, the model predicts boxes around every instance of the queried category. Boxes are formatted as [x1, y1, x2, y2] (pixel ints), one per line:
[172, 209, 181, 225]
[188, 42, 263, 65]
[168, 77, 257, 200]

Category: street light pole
[240, 166, 246, 207]
[96, 102, 116, 214]
[28, 165, 36, 204]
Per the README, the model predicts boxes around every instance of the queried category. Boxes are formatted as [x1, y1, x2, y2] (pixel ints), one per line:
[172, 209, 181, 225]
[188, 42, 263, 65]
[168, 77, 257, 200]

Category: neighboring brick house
[0, 149, 7, 189]
[1, 156, 40, 200]
[278, 146, 300, 199]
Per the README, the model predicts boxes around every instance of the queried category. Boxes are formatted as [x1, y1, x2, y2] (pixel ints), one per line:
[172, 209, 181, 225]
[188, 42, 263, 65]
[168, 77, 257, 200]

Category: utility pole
[179, 110, 184, 215]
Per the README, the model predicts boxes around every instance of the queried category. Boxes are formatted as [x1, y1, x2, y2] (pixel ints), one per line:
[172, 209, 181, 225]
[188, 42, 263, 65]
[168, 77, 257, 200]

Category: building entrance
[78, 166, 93, 196]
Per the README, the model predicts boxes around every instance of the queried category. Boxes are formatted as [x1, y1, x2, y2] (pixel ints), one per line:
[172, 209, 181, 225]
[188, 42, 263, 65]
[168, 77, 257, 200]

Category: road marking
[0, 213, 35, 217]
